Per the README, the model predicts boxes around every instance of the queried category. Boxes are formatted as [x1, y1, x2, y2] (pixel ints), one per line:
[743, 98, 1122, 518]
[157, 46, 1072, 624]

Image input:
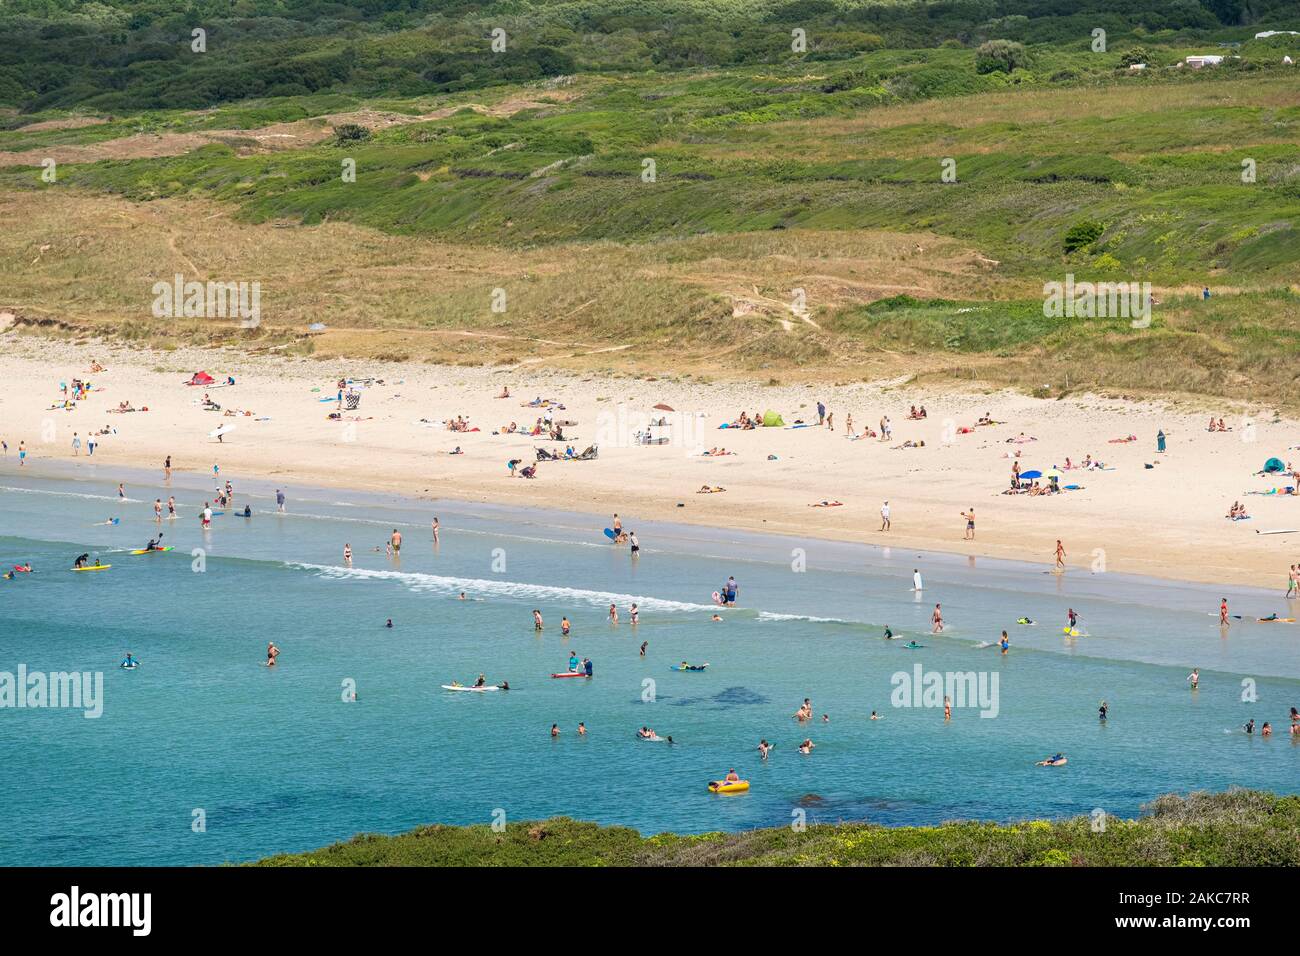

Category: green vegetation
[253, 789, 1300, 866]
[2, 1, 1298, 403]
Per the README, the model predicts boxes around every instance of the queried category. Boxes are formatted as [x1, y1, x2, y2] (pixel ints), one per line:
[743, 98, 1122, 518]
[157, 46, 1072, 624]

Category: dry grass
[0, 189, 1004, 375]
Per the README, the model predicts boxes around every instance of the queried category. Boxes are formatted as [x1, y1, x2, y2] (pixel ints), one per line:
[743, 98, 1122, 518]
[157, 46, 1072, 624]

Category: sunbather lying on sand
[809, 500, 843, 507]
[697, 486, 726, 494]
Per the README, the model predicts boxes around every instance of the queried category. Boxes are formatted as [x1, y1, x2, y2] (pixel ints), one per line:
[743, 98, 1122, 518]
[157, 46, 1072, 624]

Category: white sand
[2, 336, 1298, 588]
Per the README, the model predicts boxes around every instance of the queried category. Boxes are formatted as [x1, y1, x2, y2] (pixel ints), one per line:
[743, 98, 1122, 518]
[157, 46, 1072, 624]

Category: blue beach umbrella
[1019, 469, 1043, 480]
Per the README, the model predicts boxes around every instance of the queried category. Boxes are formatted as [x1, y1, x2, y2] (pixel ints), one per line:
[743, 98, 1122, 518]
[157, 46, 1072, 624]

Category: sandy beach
[2, 334, 1297, 589]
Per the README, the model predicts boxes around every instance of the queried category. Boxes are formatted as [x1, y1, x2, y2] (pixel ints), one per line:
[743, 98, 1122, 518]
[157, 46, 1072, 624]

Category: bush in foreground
[253, 790, 1300, 867]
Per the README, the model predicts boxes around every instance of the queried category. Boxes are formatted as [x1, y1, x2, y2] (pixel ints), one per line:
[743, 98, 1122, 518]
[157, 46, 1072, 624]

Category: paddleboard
[1257, 617, 1296, 623]
[129, 547, 174, 555]
[10, 567, 32, 573]
[603, 528, 616, 540]
[441, 684, 499, 692]
[1256, 529, 1299, 535]
[669, 664, 709, 671]
[70, 565, 111, 572]
[209, 424, 235, 439]
[550, 672, 590, 678]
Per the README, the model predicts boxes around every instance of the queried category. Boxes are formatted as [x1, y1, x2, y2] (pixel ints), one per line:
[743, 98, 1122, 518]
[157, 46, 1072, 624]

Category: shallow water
[0, 463, 1296, 865]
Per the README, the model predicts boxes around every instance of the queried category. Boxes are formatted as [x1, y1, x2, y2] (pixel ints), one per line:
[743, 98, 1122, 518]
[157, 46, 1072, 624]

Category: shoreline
[2, 336, 1298, 591]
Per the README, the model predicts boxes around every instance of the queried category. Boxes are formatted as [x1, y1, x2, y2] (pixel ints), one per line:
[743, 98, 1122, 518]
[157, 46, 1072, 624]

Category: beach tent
[762, 410, 785, 427]
[1263, 457, 1285, 473]
[187, 371, 215, 386]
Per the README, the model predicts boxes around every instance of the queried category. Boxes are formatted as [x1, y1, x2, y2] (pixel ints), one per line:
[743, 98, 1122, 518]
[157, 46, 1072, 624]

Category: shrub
[333, 123, 371, 144]
[1064, 219, 1105, 254]
[975, 40, 1030, 75]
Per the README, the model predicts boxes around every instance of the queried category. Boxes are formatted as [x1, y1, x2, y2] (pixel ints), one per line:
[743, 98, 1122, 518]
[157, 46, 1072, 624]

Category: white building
[1184, 55, 1224, 69]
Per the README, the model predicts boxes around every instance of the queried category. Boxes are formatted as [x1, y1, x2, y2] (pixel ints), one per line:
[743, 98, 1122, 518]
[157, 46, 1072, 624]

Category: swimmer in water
[120, 653, 139, 668]
[1036, 753, 1067, 766]
[639, 641, 647, 657]
[533, 609, 543, 630]
[385, 618, 393, 628]
[458, 591, 467, 600]
[551, 724, 560, 738]
[608, 603, 618, 624]
[266, 642, 280, 667]
[1017, 617, 1034, 625]
[798, 739, 815, 754]
[999, 631, 1009, 655]
[931, 603, 944, 633]
[711, 614, 723, 622]
[1098, 700, 1108, 721]
[577, 722, 586, 736]
[869, 711, 880, 720]
[758, 739, 771, 759]
[1187, 668, 1199, 690]
[561, 617, 571, 635]
[905, 640, 924, 649]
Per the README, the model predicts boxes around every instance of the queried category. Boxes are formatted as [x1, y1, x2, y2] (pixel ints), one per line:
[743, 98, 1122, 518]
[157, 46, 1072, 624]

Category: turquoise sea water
[0, 462, 1297, 865]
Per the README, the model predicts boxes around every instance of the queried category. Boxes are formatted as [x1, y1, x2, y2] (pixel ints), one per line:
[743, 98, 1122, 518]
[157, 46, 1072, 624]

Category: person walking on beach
[18, 441, 26, 466]
[1219, 598, 1230, 626]
[817, 401, 826, 426]
[276, 489, 286, 512]
[164, 455, 171, 480]
[1288, 565, 1297, 599]
[932, 604, 944, 634]
[1055, 539, 1066, 571]
[961, 508, 975, 540]
[628, 531, 639, 557]
[1156, 430, 1166, 454]
[879, 500, 890, 532]
[72, 433, 81, 456]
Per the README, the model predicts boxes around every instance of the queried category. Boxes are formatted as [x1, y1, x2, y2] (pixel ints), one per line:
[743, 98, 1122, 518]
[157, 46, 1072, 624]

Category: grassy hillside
[252, 789, 1300, 866]
[1, 1, 1298, 404]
